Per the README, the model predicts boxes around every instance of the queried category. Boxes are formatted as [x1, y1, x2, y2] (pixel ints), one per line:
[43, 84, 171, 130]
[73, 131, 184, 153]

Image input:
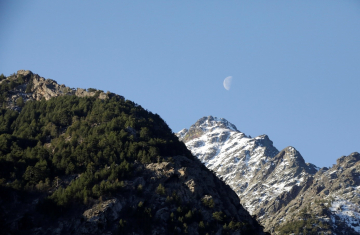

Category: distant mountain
[178, 116, 360, 234]
[0, 71, 267, 235]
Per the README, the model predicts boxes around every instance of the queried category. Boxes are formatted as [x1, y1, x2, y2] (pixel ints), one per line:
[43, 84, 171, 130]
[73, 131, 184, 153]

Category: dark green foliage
[0, 109, 18, 134]
[118, 218, 126, 232]
[227, 220, 246, 230]
[201, 197, 215, 208]
[0, 95, 190, 209]
[16, 97, 24, 107]
[0, 73, 28, 104]
[137, 184, 143, 194]
[0, 92, 258, 235]
[276, 213, 331, 235]
[212, 211, 225, 222]
[25, 81, 33, 93]
[0, 73, 6, 81]
[17, 75, 24, 84]
[87, 88, 97, 92]
[166, 190, 182, 206]
[116, 201, 154, 234]
[164, 205, 249, 235]
[156, 183, 166, 195]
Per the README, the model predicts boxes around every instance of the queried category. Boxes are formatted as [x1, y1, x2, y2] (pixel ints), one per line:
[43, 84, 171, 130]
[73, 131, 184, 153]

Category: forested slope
[0, 71, 266, 235]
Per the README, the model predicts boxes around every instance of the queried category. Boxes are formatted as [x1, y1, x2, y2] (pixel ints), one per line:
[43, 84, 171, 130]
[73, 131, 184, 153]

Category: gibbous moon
[223, 76, 233, 90]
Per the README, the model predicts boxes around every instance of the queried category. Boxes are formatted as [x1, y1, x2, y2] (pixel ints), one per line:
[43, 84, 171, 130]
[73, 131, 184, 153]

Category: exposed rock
[178, 116, 360, 234]
[83, 198, 122, 222]
[3, 70, 124, 111]
[185, 178, 196, 193]
[17, 69, 32, 77]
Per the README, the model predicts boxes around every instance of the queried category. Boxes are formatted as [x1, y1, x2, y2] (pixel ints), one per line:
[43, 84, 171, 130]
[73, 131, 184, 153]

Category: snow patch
[330, 196, 360, 233]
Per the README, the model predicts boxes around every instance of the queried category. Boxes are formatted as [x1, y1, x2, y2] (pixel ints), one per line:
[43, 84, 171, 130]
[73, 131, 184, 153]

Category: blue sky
[1, 1, 359, 167]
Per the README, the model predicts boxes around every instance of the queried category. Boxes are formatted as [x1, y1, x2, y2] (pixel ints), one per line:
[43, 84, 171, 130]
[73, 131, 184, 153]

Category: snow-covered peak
[192, 116, 239, 132]
[177, 128, 188, 139]
[178, 116, 359, 233]
[177, 116, 241, 143]
[177, 116, 319, 230]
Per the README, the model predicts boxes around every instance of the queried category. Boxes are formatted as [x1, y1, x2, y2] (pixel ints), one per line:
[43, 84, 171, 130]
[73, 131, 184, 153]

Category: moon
[223, 76, 233, 90]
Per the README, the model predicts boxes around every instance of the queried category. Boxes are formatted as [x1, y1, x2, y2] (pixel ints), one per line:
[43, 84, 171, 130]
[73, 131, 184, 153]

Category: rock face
[279, 152, 360, 234]
[3, 70, 120, 111]
[83, 198, 122, 223]
[178, 116, 360, 234]
[1, 155, 267, 235]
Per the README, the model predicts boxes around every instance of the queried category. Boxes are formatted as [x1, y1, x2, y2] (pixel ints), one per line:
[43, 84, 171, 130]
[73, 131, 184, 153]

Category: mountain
[177, 116, 360, 234]
[0, 71, 267, 235]
[275, 152, 360, 234]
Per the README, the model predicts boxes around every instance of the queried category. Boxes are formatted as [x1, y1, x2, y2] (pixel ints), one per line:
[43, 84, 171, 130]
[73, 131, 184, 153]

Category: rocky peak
[16, 69, 33, 77]
[178, 117, 325, 233]
[176, 128, 188, 139]
[269, 146, 320, 176]
[193, 116, 239, 132]
[3, 70, 123, 111]
[253, 135, 274, 148]
[336, 152, 360, 168]
[178, 117, 360, 234]
[274, 147, 307, 168]
[275, 151, 360, 234]
[177, 116, 241, 143]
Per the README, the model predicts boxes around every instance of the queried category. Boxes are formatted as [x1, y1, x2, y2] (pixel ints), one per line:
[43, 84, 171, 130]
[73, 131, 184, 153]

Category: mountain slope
[275, 152, 360, 234]
[178, 116, 360, 234]
[0, 71, 267, 235]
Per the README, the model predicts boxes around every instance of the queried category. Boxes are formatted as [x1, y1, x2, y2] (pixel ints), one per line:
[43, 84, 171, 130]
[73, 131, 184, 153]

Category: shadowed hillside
[0, 71, 267, 235]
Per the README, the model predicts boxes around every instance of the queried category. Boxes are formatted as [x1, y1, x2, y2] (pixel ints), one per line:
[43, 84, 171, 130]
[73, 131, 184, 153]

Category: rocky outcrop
[1, 155, 267, 235]
[3, 70, 121, 111]
[83, 199, 122, 223]
[275, 152, 360, 234]
[80, 199, 123, 234]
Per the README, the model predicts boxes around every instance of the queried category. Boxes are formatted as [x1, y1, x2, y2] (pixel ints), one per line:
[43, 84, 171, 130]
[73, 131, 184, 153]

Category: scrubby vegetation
[276, 206, 331, 235]
[276, 217, 330, 235]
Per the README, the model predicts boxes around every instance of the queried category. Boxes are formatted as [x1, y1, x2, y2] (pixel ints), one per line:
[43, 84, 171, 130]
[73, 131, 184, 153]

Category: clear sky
[1, 1, 359, 168]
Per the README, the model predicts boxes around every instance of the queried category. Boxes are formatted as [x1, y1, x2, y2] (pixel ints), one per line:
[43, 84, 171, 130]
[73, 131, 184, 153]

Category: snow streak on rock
[177, 116, 316, 218]
[178, 116, 360, 234]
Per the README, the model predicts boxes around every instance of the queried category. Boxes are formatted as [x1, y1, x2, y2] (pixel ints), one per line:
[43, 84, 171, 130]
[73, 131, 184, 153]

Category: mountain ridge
[178, 116, 360, 234]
